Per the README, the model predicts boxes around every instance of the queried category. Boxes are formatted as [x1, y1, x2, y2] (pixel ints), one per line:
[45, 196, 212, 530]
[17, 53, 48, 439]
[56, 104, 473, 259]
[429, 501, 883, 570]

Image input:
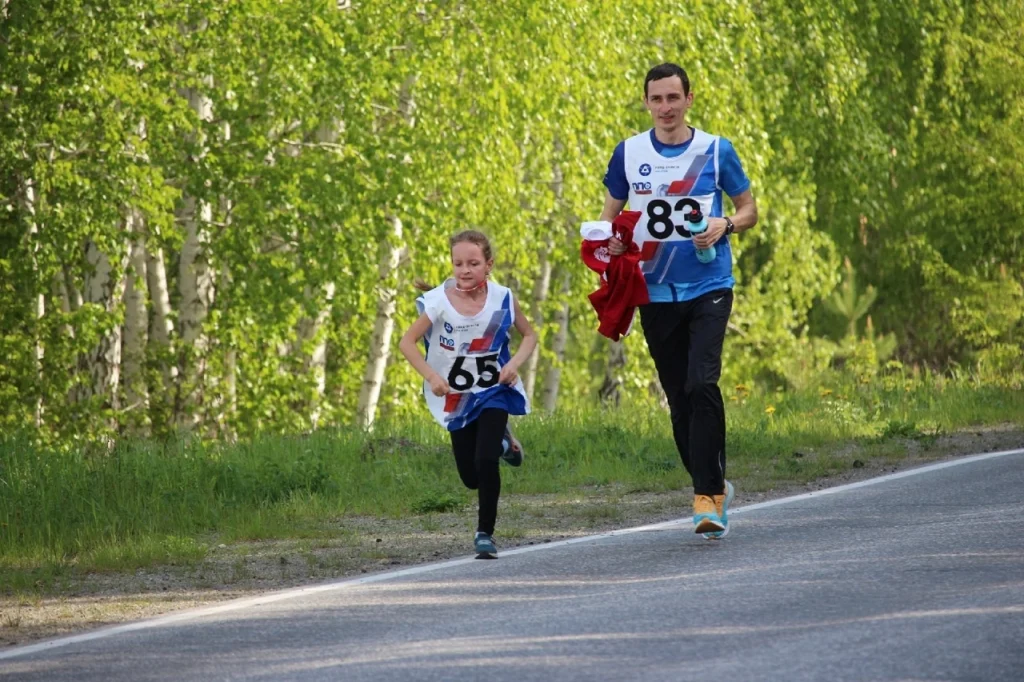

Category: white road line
[2, 446, 1021, 661]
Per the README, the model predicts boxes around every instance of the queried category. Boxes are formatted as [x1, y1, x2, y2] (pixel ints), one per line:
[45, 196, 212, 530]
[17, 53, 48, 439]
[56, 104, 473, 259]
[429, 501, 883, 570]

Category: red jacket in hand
[580, 210, 650, 341]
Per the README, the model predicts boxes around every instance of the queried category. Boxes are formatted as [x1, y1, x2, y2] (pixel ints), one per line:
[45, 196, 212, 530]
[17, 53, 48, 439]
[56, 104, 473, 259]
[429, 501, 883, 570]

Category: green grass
[1, 376, 1022, 590]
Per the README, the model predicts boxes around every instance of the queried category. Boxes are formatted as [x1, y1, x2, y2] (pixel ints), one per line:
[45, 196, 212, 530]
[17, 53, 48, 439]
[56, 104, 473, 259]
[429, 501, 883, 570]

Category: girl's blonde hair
[449, 229, 493, 261]
[414, 229, 495, 291]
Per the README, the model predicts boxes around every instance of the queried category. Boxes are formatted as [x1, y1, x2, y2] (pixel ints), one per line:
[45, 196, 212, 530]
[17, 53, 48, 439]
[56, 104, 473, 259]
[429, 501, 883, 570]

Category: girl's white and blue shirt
[416, 279, 529, 431]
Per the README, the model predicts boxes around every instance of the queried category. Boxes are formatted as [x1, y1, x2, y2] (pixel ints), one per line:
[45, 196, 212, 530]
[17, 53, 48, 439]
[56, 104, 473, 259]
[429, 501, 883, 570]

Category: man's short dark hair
[644, 63, 690, 98]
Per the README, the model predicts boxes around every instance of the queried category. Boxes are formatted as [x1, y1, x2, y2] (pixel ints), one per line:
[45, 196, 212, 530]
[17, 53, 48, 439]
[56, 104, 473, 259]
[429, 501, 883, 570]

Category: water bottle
[684, 207, 716, 264]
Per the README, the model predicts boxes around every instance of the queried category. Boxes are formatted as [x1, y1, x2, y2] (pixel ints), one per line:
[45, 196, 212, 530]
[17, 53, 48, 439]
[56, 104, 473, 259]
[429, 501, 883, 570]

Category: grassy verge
[2, 377, 1022, 596]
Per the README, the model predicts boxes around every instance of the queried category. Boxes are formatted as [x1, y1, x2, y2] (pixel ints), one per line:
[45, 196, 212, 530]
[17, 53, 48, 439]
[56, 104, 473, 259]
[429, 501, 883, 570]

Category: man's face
[644, 76, 693, 134]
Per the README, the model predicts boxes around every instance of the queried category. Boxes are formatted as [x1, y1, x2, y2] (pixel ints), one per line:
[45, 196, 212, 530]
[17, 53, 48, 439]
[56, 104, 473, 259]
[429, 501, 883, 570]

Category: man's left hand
[693, 217, 728, 249]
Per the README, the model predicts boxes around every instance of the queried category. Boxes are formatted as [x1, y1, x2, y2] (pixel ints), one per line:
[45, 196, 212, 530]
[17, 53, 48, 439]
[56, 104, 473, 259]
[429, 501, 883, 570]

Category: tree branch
[281, 139, 346, 151]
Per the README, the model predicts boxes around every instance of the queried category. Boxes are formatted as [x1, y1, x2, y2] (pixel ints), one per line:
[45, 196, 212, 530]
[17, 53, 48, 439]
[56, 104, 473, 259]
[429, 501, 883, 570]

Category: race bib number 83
[638, 194, 715, 242]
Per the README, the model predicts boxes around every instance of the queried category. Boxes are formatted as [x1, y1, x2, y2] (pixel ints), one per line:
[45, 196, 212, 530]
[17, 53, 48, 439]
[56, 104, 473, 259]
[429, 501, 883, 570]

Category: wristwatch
[724, 216, 735, 236]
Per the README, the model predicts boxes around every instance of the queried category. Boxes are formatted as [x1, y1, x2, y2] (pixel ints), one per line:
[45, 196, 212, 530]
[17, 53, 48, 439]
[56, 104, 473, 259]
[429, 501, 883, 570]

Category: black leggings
[449, 407, 508, 536]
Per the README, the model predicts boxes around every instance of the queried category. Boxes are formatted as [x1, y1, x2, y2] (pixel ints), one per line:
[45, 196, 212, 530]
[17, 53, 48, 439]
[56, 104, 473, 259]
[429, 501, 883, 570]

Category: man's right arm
[601, 141, 629, 253]
[600, 190, 627, 222]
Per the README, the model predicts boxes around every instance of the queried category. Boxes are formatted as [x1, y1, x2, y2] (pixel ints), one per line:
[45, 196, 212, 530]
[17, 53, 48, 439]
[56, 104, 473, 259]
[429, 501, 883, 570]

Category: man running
[599, 62, 758, 538]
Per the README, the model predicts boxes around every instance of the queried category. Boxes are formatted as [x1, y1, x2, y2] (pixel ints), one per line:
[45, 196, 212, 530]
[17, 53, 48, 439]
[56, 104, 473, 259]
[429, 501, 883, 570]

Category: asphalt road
[3, 449, 1023, 681]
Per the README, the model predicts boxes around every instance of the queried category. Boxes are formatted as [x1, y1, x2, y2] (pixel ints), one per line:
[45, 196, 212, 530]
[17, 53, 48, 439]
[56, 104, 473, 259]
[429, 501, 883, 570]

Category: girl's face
[451, 241, 491, 290]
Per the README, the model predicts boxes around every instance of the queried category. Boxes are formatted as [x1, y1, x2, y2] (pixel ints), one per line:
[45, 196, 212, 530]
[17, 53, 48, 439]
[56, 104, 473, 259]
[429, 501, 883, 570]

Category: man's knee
[685, 381, 721, 405]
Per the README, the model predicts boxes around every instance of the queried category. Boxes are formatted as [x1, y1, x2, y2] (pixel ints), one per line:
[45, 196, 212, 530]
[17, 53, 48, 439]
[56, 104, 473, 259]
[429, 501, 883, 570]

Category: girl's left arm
[507, 297, 538, 371]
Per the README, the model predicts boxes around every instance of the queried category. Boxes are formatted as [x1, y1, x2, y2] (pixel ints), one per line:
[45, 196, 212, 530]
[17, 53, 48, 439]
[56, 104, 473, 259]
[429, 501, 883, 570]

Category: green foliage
[976, 343, 1024, 390]
[0, 0, 1020, 443]
[878, 419, 925, 441]
[800, 0, 1024, 367]
[824, 258, 877, 339]
[411, 492, 464, 515]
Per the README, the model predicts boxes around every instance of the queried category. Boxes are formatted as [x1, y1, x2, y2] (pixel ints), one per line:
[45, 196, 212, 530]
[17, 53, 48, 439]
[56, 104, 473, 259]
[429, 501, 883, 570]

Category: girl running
[398, 230, 537, 558]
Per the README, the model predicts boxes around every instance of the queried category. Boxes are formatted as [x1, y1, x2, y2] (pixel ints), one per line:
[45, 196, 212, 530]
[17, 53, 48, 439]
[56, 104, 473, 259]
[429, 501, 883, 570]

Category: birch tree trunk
[539, 272, 571, 412]
[356, 216, 405, 428]
[355, 73, 416, 429]
[522, 251, 550, 402]
[291, 120, 340, 429]
[598, 339, 625, 406]
[19, 176, 44, 427]
[51, 269, 73, 337]
[218, 260, 237, 434]
[174, 85, 215, 430]
[146, 247, 176, 378]
[64, 265, 83, 312]
[208, 120, 234, 435]
[517, 131, 549, 403]
[538, 141, 570, 412]
[122, 210, 150, 433]
[78, 238, 129, 412]
[224, 345, 237, 429]
[298, 282, 336, 429]
[175, 195, 214, 427]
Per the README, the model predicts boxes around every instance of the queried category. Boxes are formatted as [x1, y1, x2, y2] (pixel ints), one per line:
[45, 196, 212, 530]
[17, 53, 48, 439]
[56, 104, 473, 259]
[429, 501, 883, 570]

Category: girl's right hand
[428, 373, 450, 397]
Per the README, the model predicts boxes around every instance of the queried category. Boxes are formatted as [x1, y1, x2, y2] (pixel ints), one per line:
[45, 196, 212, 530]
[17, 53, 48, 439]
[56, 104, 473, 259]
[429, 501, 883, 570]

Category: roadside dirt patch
[2, 425, 1020, 648]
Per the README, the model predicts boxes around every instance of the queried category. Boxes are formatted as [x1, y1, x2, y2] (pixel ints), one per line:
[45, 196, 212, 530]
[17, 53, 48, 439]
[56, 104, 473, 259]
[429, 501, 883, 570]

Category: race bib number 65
[447, 353, 500, 391]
